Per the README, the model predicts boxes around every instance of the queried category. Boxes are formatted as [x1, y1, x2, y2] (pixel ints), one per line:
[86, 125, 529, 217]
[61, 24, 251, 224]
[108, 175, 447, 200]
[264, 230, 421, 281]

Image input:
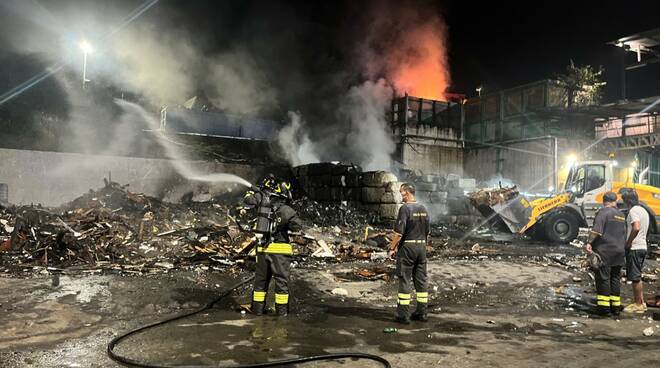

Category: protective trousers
[252, 243, 292, 316]
[396, 242, 428, 319]
[594, 265, 622, 314]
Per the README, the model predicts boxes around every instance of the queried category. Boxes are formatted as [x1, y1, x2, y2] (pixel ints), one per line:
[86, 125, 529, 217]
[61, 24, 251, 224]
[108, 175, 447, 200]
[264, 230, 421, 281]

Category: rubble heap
[0, 181, 244, 272]
[0, 180, 397, 273]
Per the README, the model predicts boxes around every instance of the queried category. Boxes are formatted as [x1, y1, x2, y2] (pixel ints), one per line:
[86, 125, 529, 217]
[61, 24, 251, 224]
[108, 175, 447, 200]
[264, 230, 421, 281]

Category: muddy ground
[0, 238, 658, 368]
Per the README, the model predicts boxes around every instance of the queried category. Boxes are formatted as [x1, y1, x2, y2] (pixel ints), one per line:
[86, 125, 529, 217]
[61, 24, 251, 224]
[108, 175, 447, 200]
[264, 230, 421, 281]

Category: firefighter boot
[411, 303, 428, 322]
[275, 304, 288, 317]
[395, 304, 411, 324]
[610, 295, 622, 316]
[252, 301, 265, 316]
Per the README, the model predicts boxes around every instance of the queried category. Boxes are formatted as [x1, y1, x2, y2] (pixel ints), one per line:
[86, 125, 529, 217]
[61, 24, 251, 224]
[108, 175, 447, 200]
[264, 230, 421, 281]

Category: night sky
[445, 1, 660, 101]
[2, 0, 660, 105]
[170, 0, 660, 102]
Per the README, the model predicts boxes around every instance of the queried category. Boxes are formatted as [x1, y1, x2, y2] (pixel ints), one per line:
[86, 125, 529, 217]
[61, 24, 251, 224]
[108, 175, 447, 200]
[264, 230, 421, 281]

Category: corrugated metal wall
[464, 138, 555, 192]
[166, 108, 280, 140]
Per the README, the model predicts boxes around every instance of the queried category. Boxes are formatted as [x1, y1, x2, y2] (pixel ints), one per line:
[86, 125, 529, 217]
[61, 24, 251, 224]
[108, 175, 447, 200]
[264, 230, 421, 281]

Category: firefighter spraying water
[236, 175, 303, 316]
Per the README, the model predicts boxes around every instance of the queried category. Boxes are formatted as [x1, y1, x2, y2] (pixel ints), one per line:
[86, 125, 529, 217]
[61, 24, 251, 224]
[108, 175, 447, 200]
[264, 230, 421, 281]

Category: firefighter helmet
[260, 174, 277, 191]
[272, 180, 293, 201]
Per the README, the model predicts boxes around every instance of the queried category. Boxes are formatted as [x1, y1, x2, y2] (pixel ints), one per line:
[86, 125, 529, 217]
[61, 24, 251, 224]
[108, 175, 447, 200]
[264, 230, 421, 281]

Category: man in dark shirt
[585, 191, 626, 316]
[243, 179, 303, 317]
[388, 183, 430, 324]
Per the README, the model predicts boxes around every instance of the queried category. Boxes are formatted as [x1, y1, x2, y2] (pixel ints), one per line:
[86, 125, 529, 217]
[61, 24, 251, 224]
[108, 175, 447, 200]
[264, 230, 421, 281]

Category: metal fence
[390, 95, 462, 131]
[595, 114, 660, 139]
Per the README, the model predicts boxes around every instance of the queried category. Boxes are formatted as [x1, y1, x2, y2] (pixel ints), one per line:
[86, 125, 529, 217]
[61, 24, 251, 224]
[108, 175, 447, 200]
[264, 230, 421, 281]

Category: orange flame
[388, 22, 450, 100]
[360, 5, 451, 101]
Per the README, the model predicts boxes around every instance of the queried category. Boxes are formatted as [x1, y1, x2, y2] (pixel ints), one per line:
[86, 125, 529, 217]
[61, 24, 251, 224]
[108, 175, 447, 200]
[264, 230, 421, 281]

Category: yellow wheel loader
[470, 160, 660, 243]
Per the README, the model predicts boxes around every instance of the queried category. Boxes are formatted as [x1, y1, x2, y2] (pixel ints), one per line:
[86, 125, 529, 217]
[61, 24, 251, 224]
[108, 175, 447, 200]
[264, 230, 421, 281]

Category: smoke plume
[111, 24, 200, 106]
[276, 0, 452, 170]
[276, 111, 319, 166]
[1, 0, 452, 176]
[340, 79, 395, 170]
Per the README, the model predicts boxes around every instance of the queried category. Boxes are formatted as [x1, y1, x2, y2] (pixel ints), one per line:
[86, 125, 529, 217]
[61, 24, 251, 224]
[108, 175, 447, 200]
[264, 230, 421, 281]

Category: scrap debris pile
[467, 186, 519, 207]
[0, 181, 397, 273]
[292, 197, 373, 227]
[0, 181, 244, 272]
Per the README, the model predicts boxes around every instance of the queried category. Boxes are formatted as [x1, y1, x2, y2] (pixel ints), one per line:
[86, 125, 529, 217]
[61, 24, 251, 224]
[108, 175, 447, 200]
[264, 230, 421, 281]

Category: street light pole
[79, 40, 93, 89]
[82, 49, 88, 89]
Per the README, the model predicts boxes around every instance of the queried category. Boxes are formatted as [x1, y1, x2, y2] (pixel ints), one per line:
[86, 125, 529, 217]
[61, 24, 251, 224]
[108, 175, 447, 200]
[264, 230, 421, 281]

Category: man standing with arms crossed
[585, 192, 626, 316]
[621, 190, 649, 314]
[388, 183, 430, 324]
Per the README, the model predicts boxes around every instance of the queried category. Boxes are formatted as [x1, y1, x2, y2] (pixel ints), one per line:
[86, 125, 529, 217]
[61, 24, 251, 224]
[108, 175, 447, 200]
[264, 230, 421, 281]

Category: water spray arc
[116, 100, 253, 187]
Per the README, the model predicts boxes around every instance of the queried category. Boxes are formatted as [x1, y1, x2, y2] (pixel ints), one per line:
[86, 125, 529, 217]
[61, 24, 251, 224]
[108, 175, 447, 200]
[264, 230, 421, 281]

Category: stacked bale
[293, 163, 362, 205]
[293, 163, 486, 225]
[444, 176, 478, 226]
[413, 174, 449, 218]
[361, 171, 402, 220]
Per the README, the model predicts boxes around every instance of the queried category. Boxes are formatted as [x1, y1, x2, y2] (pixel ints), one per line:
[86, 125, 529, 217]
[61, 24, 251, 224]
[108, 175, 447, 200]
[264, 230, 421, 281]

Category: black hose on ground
[107, 275, 391, 368]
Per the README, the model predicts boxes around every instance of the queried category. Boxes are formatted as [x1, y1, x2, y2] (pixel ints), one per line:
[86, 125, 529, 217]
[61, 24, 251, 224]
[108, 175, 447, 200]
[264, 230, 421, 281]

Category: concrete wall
[0, 148, 267, 206]
[402, 143, 463, 176]
[398, 123, 464, 176]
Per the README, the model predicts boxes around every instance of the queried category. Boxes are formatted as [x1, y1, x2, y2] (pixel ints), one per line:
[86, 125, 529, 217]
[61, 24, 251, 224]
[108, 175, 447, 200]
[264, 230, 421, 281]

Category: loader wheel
[544, 211, 579, 244]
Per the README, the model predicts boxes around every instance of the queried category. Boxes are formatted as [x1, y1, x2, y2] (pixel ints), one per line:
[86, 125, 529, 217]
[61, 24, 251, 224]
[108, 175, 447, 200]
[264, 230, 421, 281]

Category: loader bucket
[468, 188, 533, 234]
[488, 194, 533, 233]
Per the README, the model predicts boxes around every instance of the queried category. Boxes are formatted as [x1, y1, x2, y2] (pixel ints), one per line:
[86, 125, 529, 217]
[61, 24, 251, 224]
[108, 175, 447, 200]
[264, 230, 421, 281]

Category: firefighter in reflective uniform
[585, 191, 626, 316]
[388, 183, 430, 324]
[245, 179, 302, 317]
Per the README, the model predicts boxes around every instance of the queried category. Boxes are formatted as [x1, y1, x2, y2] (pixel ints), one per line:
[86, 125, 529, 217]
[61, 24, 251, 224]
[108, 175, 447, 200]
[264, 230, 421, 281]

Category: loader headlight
[653, 193, 660, 200]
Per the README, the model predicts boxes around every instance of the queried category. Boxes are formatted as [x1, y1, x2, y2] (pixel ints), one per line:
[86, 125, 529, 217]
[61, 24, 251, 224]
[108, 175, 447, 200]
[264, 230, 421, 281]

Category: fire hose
[108, 186, 390, 367]
[107, 275, 391, 367]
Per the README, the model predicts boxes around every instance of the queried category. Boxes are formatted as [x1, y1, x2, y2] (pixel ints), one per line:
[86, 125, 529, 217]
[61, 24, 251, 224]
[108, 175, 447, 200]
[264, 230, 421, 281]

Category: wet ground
[0, 238, 658, 368]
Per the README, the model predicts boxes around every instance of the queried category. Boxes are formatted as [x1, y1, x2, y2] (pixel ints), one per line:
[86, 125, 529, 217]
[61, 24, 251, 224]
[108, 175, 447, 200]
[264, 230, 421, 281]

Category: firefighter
[388, 183, 430, 324]
[585, 191, 626, 316]
[245, 178, 302, 317]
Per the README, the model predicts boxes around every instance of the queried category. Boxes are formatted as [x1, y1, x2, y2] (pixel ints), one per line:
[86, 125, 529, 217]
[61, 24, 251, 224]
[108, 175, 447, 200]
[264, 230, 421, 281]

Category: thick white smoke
[340, 79, 394, 171]
[206, 50, 277, 115]
[111, 24, 200, 106]
[276, 111, 320, 166]
[110, 24, 277, 114]
[276, 79, 395, 171]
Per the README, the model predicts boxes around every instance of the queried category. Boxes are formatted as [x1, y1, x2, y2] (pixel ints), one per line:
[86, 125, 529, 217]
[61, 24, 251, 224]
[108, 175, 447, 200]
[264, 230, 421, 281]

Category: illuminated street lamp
[79, 40, 94, 89]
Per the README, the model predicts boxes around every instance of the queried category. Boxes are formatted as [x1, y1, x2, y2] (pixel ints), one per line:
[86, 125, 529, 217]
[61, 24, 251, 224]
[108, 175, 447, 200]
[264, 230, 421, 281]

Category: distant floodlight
[565, 154, 578, 167]
[79, 40, 94, 54]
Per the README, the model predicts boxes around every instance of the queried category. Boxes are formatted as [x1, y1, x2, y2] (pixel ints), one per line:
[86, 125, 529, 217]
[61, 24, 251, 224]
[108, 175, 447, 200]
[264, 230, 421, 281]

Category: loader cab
[564, 162, 611, 198]
[564, 160, 616, 226]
